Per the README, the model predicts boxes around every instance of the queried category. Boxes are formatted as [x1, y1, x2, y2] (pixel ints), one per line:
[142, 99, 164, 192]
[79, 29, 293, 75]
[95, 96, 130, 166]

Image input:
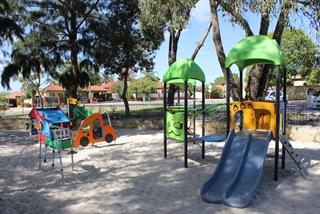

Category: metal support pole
[275, 66, 281, 181]
[226, 69, 231, 137]
[58, 150, 64, 183]
[193, 86, 196, 144]
[184, 81, 188, 168]
[202, 82, 205, 159]
[178, 86, 180, 105]
[282, 68, 287, 169]
[164, 83, 167, 158]
[38, 134, 42, 169]
[70, 133, 74, 171]
[52, 149, 55, 167]
[239, 69, 243, 130]
[44, 143, 48, 163]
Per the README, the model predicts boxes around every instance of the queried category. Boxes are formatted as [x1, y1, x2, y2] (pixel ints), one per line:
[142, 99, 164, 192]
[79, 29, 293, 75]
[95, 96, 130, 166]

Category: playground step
[280, 135, 309, 178]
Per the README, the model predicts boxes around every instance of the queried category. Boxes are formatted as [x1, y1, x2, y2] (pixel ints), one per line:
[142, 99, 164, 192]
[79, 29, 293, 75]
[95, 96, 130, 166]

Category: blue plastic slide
[201, 129, 271, 208]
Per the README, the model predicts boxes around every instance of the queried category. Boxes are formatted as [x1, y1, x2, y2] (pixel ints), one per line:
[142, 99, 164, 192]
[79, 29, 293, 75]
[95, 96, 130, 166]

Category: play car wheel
[105, 134, 113, 143]
[80, 136, 89, 147]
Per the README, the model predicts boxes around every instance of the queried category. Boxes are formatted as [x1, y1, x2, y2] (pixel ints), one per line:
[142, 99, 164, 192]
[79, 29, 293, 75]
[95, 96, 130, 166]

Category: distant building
[81, 85, 110, 102]
[5, 91, 25, 107]
[292, 75, 307, 86]
[100, 81, 117, 100]
[156, 82, 163, 99]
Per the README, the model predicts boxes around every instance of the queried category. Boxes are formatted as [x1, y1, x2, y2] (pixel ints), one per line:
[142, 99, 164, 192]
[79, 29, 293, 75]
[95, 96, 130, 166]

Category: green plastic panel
[46, 138, 72, 150]
[166, 111, 184, 141]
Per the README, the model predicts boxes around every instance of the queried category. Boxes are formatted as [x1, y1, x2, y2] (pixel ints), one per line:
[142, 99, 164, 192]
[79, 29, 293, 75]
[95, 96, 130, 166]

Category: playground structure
[67, 97, 117, 147]
[28, 101, 116, 181]
[73, 112, 117, 147]
[201, 35, 308, 208]
[67, 97, 92, 129]
[163, 59, 205, 168]
[163, 58, 226, 168]
[29, 107, 74, 182]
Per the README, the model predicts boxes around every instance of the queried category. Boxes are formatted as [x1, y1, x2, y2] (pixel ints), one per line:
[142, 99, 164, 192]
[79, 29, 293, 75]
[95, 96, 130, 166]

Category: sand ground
[0, 129, 320, 214]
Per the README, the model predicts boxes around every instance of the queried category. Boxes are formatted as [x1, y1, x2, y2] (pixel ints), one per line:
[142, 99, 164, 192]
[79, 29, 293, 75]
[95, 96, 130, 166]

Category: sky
[0, 0, 317, 92]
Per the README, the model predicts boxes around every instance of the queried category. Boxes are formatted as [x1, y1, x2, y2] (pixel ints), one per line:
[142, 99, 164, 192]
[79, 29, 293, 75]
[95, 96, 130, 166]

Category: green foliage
[0, 91, 8, 110]
[0, 91, 6, 102]
[205, 84, 224, 98]
[90, 0, 158, 115]
[23, 0, 107, 97]
[90, 0, 155, 76]
[0, 0, 23, 46]
[115, 80, 124, 98]
[129, 74, 158, 95]
[268, 28, 319, 84]
[213, 74, 239, 85]
[1, 33, 57, 93]
[213, 76, 225, 85]
[139, 0, 197, 45]
[139, 0, 198, 66]
[115, 80, 133, 99]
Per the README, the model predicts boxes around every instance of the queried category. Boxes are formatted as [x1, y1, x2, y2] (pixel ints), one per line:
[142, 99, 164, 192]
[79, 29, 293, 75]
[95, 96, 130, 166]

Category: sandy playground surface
[0, 129, 320, 214]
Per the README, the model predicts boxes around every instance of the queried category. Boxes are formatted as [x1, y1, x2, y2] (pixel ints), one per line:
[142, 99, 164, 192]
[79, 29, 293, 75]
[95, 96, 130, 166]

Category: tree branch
[217, 0, 254, 36]
[273, 1, 292, 44]
[191, 18, 212, 60]
[34, 20, 68, 36]
[258, 1, 273, 35]
[76, 0, 100, 30]
[209, 0, 239, 99]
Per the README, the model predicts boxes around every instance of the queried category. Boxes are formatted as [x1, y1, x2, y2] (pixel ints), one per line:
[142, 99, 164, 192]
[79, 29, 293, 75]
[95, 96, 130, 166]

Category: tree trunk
[69, 1, 80, 97]
[37, 89, 43, 108]
[167, 26, 181, 106]
[209, 0, 239, 100]
[191, 19, 212, 60]
[69, 85, 78, 99]
[122, 68, 130, 117]
[245, 2, 291, 100]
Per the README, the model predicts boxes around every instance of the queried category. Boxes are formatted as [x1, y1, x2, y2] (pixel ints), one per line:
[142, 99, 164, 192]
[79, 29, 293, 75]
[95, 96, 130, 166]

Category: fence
[287, 85, 320, 100]
[84, 101, 163, 118]
[1, 97, 319, 126]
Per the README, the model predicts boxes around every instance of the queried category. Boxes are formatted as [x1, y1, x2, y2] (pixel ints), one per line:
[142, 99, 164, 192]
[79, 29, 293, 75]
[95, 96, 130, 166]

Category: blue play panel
[201, 134, 225, 142]
[37, 108, 70, 124]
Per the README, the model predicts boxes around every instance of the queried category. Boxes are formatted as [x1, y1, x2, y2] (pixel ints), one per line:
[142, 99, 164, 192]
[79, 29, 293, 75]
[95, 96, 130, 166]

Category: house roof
[43, 84, 110, 93]
[43, 85, 65, 92]
[82, 85, 109, 92]
[6, 91, 25, 99]
[101, 81, 115, 89]
[157, 82, 163, 89]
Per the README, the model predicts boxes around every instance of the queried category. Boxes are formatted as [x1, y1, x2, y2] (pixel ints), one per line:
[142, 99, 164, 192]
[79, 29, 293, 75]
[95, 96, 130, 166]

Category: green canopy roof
[163, 58, 206, 83]
[225, 35, 287, 71]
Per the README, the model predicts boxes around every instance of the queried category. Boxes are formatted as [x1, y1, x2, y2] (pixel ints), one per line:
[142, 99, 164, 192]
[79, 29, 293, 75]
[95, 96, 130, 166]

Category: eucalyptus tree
[139, 0, 198, 105]
[90, 0, 156, 116]
[208, 0, 320, 100]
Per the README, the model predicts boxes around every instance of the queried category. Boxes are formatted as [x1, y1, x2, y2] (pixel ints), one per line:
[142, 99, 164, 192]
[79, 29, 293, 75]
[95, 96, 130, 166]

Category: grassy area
[0, 114, 29, 120]
[83, 105, 163, 117]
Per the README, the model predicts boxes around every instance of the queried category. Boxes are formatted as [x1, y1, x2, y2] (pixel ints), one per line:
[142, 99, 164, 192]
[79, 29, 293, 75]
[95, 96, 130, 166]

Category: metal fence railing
[1, 98, 319, 126]
[84, 101, 163, 118]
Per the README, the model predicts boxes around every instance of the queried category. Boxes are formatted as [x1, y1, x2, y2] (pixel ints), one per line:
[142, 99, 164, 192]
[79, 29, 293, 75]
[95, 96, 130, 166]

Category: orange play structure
[73, 113, 117, 147]
[230, 101, 279, 137]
